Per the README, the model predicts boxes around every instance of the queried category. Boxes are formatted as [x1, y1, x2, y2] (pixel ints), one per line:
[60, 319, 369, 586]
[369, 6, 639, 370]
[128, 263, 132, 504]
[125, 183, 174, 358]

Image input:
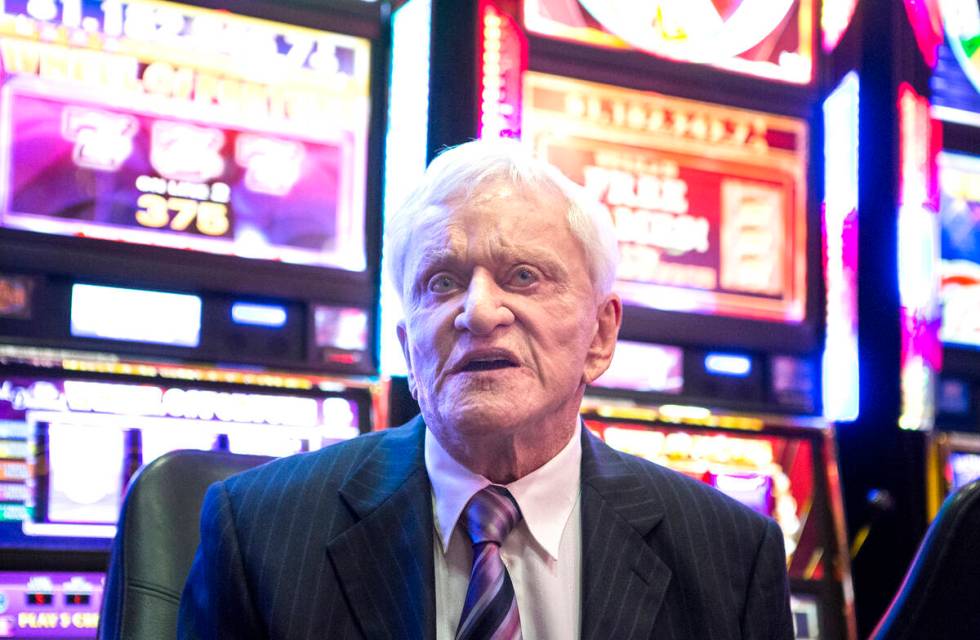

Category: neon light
[704, 353, 753, 377]
[477, 1, 526, 139]
[381, 0, 432, 376]
[70, 284, 202, 348]
[822, 71, 860, 422]
[231, 302, 287, 328]
[903, 0, 944, 68]
[821, 0, 858, 52]
[897, 84, 942, 430]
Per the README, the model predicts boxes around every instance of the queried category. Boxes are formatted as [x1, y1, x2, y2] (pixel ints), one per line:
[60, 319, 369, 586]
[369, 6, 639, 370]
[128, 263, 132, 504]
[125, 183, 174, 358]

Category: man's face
[397, 184, 620, 449]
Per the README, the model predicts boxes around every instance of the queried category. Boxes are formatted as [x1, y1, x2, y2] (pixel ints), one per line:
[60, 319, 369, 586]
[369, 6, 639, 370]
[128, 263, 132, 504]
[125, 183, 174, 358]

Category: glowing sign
[0, 0, 371, 271]
[522, 72, 807, 323]
[523, 0, 814, 84]
[70, 283, 202, 347]
[897, 84, 942, 430]
[822, 72, 860, 422]
[937, 151, 980, 349]
[477, 1, 526, 139]
[0, 571, 103, 638]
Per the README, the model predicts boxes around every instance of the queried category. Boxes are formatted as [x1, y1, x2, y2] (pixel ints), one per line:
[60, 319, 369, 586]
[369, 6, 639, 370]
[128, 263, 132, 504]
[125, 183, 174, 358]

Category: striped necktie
[455, 485, 523, 640]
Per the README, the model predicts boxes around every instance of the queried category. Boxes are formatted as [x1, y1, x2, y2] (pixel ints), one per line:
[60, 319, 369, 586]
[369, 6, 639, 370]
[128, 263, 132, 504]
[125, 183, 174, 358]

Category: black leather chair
[98, 449, 272, 640]
[870, 478, 980, 640]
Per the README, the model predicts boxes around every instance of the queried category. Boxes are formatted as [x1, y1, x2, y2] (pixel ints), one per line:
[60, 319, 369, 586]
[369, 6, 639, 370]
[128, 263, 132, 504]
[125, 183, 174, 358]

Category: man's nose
[454, 270, 515, 335]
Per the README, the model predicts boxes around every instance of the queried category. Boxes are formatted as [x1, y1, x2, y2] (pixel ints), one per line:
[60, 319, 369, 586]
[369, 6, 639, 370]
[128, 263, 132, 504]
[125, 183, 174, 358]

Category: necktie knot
[462, 485, 521, 547]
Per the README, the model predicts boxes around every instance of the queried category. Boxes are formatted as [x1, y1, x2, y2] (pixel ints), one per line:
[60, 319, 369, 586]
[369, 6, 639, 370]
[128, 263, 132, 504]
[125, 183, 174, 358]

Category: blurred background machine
[0, 1, 388, 637]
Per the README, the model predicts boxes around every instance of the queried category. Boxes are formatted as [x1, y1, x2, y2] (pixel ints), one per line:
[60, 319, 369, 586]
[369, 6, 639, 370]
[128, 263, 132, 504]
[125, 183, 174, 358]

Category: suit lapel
[325, 417, 435, 640]
[580, 429, 672, 640]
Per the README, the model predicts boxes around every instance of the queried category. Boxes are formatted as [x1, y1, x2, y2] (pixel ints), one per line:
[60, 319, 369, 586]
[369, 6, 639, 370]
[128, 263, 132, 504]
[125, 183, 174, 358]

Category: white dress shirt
[425, 424, 582, 640]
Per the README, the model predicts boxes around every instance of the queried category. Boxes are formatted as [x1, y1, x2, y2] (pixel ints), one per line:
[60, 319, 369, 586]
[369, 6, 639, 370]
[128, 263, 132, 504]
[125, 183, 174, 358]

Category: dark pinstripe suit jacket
[178, 416, 793, 639]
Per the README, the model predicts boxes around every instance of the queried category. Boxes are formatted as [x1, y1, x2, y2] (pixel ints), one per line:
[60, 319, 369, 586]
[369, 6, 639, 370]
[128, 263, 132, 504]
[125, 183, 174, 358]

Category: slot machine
[0, 1, 388, 637]
[382, 1, 860, 637]
[923, 0, 980, 515]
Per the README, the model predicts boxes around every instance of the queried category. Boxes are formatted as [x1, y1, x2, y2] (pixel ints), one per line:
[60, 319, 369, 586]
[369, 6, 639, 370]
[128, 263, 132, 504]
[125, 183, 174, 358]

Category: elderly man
[178, 139, 793, 639]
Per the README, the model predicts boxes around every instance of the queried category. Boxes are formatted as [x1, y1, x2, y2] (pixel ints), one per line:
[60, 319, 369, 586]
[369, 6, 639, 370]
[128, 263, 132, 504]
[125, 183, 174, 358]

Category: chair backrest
[870, 478, 980, 640]
[97, 449, 272, 640]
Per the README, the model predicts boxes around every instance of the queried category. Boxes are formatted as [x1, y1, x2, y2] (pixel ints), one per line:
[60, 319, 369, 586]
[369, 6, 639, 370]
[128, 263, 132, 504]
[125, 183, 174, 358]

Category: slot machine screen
[0, 375, 363, 548]
[937, 151, 980, 349]
[522, 72, 809, 324]
[0, 0, 371, 272]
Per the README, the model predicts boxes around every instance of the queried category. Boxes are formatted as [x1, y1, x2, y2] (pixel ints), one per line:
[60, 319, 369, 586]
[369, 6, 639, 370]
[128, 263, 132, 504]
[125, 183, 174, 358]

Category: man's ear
[582, 293, 623, 385]
[396, 320, 418, 399]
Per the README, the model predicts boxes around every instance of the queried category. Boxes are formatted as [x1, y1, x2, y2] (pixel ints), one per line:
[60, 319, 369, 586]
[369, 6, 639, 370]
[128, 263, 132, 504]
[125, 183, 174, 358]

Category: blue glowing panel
[704, 353, 753, 377]
[231, 302, 287, 328]
[938, 151, 980, 350]
[949, 452, 980, 490]
[822, 71, 860, 422]
[70, 284, 202, 347]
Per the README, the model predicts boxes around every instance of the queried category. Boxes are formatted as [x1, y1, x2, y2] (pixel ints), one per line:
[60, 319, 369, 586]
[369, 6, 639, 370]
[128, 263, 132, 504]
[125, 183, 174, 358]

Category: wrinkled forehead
[416, 179, 567, 230]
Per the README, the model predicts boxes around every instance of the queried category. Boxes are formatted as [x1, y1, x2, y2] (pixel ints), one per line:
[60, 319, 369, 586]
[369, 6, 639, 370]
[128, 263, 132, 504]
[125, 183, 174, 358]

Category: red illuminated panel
[522, 0, 814, 84]
[0, 0, 371, 271]
[523, 72, 807, 323]
[903, 0, 943, 68]
[477, 1, 527, 139]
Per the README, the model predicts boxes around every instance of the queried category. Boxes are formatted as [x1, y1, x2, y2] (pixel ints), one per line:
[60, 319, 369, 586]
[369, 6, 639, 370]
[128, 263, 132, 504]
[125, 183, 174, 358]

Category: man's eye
[427, 274, 458, 293]
[510, 267, 538, 287]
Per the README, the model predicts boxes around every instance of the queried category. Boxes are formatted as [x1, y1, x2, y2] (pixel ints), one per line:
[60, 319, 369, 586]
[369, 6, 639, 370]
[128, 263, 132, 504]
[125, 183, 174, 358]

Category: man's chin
[436, 400, 525, 435]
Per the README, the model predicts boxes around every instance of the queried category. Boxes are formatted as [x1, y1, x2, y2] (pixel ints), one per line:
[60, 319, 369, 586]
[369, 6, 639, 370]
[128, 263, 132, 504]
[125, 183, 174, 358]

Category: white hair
[384, 138, 619, 300]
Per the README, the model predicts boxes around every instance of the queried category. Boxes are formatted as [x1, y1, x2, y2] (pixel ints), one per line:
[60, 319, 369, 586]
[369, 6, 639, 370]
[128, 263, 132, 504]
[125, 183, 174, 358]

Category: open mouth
[458, 356, 519, 373]
[460, 358, 519, 372]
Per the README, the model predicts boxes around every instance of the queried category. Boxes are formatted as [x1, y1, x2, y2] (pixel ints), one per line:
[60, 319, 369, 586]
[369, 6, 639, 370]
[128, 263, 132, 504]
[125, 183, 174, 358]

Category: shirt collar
[424, 421, 582, 561]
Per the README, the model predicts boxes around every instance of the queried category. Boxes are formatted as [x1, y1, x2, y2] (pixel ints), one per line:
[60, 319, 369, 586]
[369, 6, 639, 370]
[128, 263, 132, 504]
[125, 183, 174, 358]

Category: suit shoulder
[220, 429, 390, 501]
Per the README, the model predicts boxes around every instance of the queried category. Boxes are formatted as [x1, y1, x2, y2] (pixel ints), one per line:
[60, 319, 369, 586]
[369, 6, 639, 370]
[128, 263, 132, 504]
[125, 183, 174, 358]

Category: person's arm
[741, 518, 795, 640]
[178, 481, 266, 639]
